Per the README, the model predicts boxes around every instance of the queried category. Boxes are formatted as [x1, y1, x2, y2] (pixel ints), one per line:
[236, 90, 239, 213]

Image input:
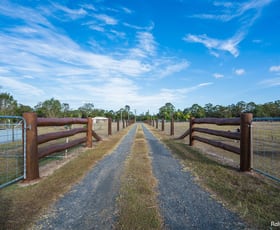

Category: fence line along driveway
[35, 125, 137, 230]
[142, 124, 246, 229]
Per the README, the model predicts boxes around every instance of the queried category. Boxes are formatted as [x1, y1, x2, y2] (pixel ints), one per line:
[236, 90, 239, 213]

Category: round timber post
[108, 117, 112, 135]
[240, 113, 253, 172]
[189, 117, 195, 146]
[170, 117, 174, 136]
[161, 119, 164, 131]
[23, 112, 39, 180]
[86, 117, 93, 148]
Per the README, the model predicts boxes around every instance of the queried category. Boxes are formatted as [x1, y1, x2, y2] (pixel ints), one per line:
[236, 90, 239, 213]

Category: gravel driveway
[35, 125, 137, 230]
[142, 124, 246, 230]
[34, 123, 246, 229]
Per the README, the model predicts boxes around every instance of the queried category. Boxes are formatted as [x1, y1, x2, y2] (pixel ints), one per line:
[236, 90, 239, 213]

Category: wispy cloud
[191, 0, 272, 23]
[184, 32, 244, 57]
[235, 68, 245, 75]
[269, 65, 280, 72]
[94, 14, 118, 25]
[0, 76, 44, 97]
[213, 73, 224, 79]
[51, 3, 87, 20]
[129, 32, 157, 58]
[156, 61, 189, 79]
[185, 0, 272, 58]
[0, 1, 189, 111]
[259, 77, 280, 87]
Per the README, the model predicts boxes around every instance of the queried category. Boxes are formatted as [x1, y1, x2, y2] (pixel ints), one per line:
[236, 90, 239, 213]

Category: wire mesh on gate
[252, 118, 280, 182]
[0, 116, 25, 188]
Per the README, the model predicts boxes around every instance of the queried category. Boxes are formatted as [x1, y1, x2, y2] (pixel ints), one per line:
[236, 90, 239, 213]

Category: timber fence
[23, 112, 131, 181]
[150, 113, 252, 172]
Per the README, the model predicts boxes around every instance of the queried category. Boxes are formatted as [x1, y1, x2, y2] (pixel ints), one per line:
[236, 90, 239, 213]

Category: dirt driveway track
[34, 123, 246, 229]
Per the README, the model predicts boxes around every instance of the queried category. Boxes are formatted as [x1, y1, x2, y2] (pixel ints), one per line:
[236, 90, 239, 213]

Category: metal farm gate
[252, 117, 280, 182]
[0, 116, 26, 189]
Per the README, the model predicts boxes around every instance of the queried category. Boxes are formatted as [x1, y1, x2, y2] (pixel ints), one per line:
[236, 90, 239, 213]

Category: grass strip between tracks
[117, 124, 163, 229]
[0, 126, 132, 229]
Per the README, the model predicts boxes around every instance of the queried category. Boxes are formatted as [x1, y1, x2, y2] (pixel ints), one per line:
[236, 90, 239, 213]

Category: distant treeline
[0, 92, 279, 120]
[0, 93, 133, 120]
[157, 101, 280, 121]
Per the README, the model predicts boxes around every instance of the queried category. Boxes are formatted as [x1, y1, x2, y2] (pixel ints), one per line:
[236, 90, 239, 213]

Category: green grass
[117, 125, 162, 230]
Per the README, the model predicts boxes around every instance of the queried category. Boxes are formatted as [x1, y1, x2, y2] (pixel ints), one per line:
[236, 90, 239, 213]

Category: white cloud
[0, 76, 44, 96]
[213, 73, 224, 79]
[184, 32, 244, 57]
[192, 0, 272, 23]
[0, 1, 191, 112]
[259, 77, 280, 87]
[186, 0, 272, 58]
[129, 32, 157, 58]
[94, 14, 118, 25]
[235, 68, 245, 75]
[269, 65, 280, 72]
[52, 3, 87, 20]
[157, 61, 189, 78]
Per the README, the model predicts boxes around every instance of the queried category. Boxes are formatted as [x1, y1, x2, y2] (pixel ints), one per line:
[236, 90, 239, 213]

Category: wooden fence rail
[151, 113, 253, 172]
[23, 112, 102, 180]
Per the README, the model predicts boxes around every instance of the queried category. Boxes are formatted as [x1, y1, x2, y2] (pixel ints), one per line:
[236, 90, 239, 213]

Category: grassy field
[148, 125, 280, 229]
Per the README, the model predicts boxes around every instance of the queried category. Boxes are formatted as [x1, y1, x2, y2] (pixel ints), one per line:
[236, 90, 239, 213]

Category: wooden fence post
[86, 117, 92, 148]
[23, 112, 39, 180]
[108, 118, 112, 135]
[156, 119, 158, 129]
[240, 113, 253, 171]
[122, 119, 125, 128]
[161, 119, 164, 131]
[170, 117, 174, 136]
[117, 119, 120, 132]
[189, 117, 195, 146]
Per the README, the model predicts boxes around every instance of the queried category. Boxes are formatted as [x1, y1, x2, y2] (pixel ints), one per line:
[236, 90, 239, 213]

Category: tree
[158, 102, 175, 120]
[125, 105, 130, 120]
[62, 103, 70, 117]
[35, 98, 62, 117]
[78, 103, 94, 117]
[0, 93, 18, 116]
[189, 104, 205, 118]
[16, 104, 33, 115]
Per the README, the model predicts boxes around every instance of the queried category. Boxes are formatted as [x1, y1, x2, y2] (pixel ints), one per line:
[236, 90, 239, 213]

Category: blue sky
[0, 0, 279, 114]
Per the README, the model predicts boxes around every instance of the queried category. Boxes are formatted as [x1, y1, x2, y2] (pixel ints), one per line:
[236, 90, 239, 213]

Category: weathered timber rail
[150, 113, 253, 172]
[23, 113, 104, 180]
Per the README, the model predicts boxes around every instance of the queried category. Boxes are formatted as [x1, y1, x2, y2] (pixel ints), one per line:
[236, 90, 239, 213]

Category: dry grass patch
[147, 126, 280, 229]
[0, 126, 132, 230]
[117, 125, 162, 230]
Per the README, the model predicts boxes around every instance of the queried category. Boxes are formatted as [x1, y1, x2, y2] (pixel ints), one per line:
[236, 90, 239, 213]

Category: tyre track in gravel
[35, 125, 137, 230]
[142, 124, 246, 230]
